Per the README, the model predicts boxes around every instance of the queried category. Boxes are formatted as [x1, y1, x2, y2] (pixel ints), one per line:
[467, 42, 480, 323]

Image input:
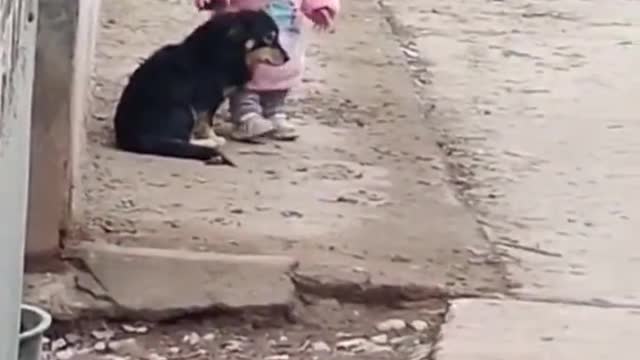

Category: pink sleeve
[301, 0, 340, 16]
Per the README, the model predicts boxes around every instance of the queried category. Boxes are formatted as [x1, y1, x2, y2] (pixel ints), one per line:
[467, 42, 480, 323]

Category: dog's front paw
[209, 130, 227, 147]
[190, 138, 222, 149]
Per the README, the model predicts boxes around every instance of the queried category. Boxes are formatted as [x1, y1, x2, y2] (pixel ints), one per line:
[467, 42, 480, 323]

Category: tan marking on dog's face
[245, 39, 256, 50]
[246, 47, 287, 67]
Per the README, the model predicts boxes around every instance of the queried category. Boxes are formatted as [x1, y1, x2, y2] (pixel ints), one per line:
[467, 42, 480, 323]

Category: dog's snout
[280, 47, 290, 63]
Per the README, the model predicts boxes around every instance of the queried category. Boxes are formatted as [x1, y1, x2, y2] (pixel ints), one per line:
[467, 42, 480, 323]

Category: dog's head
[223, 10, 290, 68]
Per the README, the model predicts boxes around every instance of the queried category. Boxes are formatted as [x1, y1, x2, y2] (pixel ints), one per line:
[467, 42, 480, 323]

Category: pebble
[311, 341, 331, 352]
[264, 355, 290, 360]
[94, 341, 107, 352]
[183, 332, 201, 345]
[109, 338, 145, 358]
[222, 340, 244, 353]
[91, 329, 115, 340]
[64, 333, 81, 344]
[168, 347, 180, 354]
[203, 333, 216, 341]
[55, 348, 75, 360]
[148, 354, 168, 360]
[376, 319, 407, 332]
[51, 338, 67, 351]
[336, 338, 368, 351]
[409, 344, 432, 360]
[121, 324, 149, 334]
[410, 320, 429, 332]
[370, 334, 388, 344]
[336, 338, 392, 354]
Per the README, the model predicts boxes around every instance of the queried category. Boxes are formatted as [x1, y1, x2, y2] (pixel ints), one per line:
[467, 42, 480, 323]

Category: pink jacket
[209, 0, 340, 91]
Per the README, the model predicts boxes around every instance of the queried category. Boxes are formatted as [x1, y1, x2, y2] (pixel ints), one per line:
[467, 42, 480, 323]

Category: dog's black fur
[113, 10, 288, 162]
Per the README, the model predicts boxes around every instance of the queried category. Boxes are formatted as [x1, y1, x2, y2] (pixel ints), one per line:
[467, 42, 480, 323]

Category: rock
[222, 340, 244, 353]
[311, 341, 331, 352]
[390, 336, 413, 345]
[336, 338, 368, 351]
[93, 341, 107, 352]
[336, 332, 357, 339]
[264, 355, 289, 360]
[52, 338, 67, 351]
[409, 344, 432, 360]
[370, 334, 388, 344]
[183, 332, 201, 345]
[91, 329, 115, 340]
[168, 347, 180, 354]
[121, 324, 149, 334]
[147, 354, 167, 360]
[109, 338, 145, 358]
[203, 333, 216, 341]
[64, 333, 81, 344]
[70, 243, 298, 320]
[376, 319, 407, 332]
[336, 338, 392, 354]
[55, 348, 75, 360]
[409, 320, 429, 332]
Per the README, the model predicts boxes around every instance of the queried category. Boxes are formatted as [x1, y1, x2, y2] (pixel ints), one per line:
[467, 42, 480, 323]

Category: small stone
[51, 338, 67, 351]
[91, 329, 115, 340]
[94, 341, 107, 352]
[168, 347, 180, 354]
[121, 324, 149, 334]
[203, 333, 216, 341]
[64, 333, 81, 344]
[410, 320, 429, 332]
[109, 338, 144, 358]
[409, 344, 432, 360]
[311, 341, 331, 352]
[264, 355, 289, 360]
[370, 334, 388, 344]
[390, 336, 413, 345]
[183, 332, 201, 345]
[336, 332, 358, 339]
[376, 319, 407, 332]
[55, 348, 75, 360]
[148, 354, 167, 360]
[222, 340, 244, 353]
[336, 338, 368, 351]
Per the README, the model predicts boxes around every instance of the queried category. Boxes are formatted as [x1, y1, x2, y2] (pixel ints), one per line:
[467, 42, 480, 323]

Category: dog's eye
[264, 31, 277, 44]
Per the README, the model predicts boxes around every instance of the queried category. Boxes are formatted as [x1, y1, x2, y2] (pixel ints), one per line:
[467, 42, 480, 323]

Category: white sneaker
[231, 112, 275, 141]
[268, 113, 299, 140]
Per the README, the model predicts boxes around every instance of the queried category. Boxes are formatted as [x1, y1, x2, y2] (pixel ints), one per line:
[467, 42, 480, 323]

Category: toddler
[195, 0, 340, 141]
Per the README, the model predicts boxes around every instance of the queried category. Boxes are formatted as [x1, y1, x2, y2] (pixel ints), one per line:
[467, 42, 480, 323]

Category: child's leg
[261, 90, 298, 140]
[228, 89, 275, 140]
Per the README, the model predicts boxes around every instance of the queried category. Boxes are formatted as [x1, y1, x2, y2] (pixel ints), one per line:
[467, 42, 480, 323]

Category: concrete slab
[384, 0, 640, 307]
[69, 242, 298, 320]
[78, 0, 506, 307]
[438, 299, 640, 360]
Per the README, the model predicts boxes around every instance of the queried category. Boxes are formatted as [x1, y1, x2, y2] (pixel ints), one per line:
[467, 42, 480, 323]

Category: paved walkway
[384, 0, 640, 358]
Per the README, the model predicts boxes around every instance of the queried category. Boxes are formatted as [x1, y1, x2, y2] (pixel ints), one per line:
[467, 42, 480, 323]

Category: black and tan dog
[113, 10, 288, 165]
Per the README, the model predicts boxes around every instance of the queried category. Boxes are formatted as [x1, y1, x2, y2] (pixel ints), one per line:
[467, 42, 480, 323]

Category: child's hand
[308, 7, 334, 31]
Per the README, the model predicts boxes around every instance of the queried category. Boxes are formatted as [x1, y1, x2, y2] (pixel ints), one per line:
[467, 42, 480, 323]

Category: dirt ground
[45, 300, 446, 360]
[77, 0, 506, 298]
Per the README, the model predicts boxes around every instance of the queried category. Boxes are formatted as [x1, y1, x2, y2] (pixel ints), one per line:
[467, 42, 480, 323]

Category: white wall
[0, 0, 39, 357]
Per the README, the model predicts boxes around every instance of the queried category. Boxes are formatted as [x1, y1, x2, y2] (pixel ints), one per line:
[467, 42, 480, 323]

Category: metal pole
[0, 0, 39, 358]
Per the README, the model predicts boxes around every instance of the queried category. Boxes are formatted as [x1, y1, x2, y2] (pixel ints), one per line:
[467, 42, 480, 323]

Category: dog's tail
[119, 136, 221, 161]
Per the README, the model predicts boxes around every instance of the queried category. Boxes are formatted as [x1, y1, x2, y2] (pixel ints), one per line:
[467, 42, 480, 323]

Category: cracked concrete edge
[24, 249, 474, 322]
